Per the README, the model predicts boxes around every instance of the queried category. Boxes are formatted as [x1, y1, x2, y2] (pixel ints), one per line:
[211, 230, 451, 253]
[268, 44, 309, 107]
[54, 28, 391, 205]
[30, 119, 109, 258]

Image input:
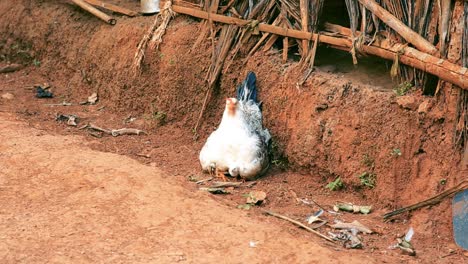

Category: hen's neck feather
[219, 106, 245, 129]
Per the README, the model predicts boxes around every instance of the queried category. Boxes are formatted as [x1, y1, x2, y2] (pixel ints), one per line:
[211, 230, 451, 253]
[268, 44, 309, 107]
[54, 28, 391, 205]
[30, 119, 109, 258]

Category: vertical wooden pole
[283, 37, 289, 63]
[300, 0, 309, 56]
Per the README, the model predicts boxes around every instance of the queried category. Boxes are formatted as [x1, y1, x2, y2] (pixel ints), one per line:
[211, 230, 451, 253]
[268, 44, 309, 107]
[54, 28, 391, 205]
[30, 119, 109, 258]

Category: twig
[111, 128, 146, 136]
[196, 177, 214, 185]
[78, 124, 89, 130]
[87, 123, 112, 134]
[298, 197, 327, 211]
[85, 123, 146, 137]
[244, 181, 257, 188]
[210, 181, 242, 188]
[0, 63, 24, 73]
[383, 180, 468, 219]
[45, 102, 73, 106]
[262, 210, 335, 243]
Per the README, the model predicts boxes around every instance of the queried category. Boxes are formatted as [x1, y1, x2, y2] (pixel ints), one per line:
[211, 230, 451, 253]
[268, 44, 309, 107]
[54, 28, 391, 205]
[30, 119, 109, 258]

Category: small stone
[1, 93, 14, 100]
[396, 96, 418, 110]
[417, 100, 431, 113]
[315, 103, 328, 112]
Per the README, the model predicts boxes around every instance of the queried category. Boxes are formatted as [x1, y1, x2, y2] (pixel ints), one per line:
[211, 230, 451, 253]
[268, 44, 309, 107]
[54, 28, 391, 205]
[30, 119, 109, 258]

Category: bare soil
[0, 0, 467, 263]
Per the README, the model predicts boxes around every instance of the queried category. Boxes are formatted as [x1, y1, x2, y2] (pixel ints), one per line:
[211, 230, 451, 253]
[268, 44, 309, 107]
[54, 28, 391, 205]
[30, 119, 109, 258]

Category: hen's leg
[215, 168, 228, 182]
[209, 163, 216, 177]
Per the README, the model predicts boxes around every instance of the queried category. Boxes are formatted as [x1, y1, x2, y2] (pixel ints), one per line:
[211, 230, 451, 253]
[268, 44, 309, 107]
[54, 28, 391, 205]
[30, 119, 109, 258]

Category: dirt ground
[1, 112, 377, 263]
[0, 0, 467, 263]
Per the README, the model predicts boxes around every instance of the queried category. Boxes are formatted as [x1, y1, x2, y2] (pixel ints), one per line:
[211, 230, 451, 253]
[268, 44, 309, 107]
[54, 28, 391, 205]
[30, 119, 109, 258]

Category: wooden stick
[87, 123, 112, 134]
[324, 22, 355, 37]
[299, 0, 309, 56]
[171, 5, 468, 90]
[262, 34, 279, 52]
[210, 181, 242, 188]
[195, 177, 213, 185]
[219, 0, 236, 14]
[84, 0, 138, 17]
[72, 0, 116, 25]
[383, 180, 468, 219]
[263, 210, 335, 243]
[282, 36, 289, 63]
[0, 63, 23, 73]
[111, 128, 146, 137]
[281, 2, 288, 63]
[358, 0, 437, 55]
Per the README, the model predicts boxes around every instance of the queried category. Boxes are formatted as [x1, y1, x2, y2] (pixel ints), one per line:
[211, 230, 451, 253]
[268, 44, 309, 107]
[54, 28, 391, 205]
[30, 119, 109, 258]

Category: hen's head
[225, 98, 238, 117]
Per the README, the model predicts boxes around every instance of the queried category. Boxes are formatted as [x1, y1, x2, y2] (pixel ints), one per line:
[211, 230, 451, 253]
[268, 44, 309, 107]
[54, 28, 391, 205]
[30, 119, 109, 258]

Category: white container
[141, 0, 160, 14]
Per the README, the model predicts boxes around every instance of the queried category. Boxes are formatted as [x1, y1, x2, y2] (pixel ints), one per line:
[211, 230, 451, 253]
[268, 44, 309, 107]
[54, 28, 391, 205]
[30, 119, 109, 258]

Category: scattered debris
[88, 131, 103, 138]
[440, 248, 456, 258]
[263, 210, 335, 243]
[417, 100, 432, 114]
[245, 191, 266, 205]
[329, 230, 362, 249]
[55, 114, 78, 126]
[199, 187, 230, 194]
[383, 180, 468, 219]
[111, 128, 146, 137]
[35, 85, 53, 98]
[306, 209, 324, 224]
[334, 202, 372, 214]
[187, 175, 199, 182]
[237, 204, 252, 210]
[315, 103, 329, 112]
[396, 95, 418, 110]
[389, 227, 416, 256]
[244, 181, 257, 188]
[80, 92, 98, 105]
[210, 182, 243, 188]
[297, 198, 327, 211]
[84, 123, 111, 134]
[124, 114, 137, 124]
[330, 220, 373, 234]
[1, 93, 14, 100]
[0, 63, 24, 73]
[136, 153, 151, 158]
[305, 209, 327, 228]
[237, 190, 267, 210]
[195, 177, 213, 185]
[45, 101, 72, 106]
[80, 123, 147, 137]
[249, 241, 259, 248]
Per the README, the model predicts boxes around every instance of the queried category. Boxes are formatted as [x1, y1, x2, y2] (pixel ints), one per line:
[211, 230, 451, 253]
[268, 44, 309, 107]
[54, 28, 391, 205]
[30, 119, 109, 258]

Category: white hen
[199, 72, 270, 180]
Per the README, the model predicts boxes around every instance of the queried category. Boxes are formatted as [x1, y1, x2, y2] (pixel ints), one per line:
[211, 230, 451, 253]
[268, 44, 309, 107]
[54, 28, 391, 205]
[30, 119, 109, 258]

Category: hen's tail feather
[237, 71, 257, 103]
